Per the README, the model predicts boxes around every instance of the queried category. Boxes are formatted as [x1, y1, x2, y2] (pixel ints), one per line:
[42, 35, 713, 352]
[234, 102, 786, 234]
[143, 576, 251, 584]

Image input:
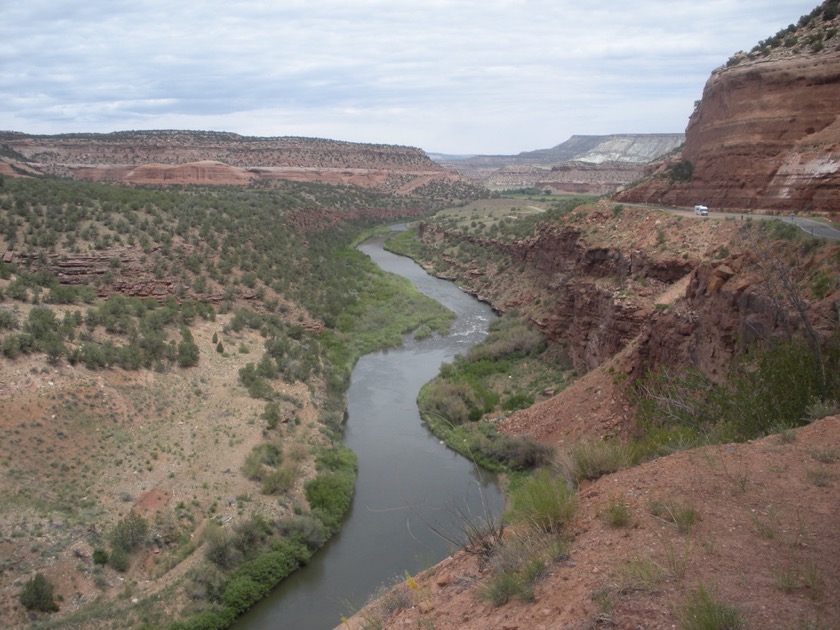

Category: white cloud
[0, 0, 821, 153]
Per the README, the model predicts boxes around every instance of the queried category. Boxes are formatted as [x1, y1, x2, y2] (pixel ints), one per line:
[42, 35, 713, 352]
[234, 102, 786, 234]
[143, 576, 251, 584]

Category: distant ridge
[0, 129, 487, 199]
[433, 134, 684, 171]
[434, 133, 684, 192]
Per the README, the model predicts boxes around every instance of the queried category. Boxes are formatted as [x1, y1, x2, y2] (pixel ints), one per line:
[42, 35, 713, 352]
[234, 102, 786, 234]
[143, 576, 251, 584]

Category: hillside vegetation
[0, 174, 473, 628]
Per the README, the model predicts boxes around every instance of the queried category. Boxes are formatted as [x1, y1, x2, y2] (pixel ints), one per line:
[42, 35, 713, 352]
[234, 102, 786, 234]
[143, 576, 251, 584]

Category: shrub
[678, 585, 743, 630]
[261, 468, 295, 495]
[262, 402, 281, 429]
[305, 472, 355, 533]
[566, 438, 639, 483]
[0, 309, 19, 330]
[649, 498, 698, 534]
[92, 547, 109, 565]
[177, 339, 200, 367]
[667, 160, 694, 182]
[109, 513, 148, 551]
[204, 524, 239, 569]
[508, 469, 576, 533]
[108, 546, 130, 572]
[276, 514, 327, 549]
[19, 573, 59, 612]
[601, 496, 631, 528]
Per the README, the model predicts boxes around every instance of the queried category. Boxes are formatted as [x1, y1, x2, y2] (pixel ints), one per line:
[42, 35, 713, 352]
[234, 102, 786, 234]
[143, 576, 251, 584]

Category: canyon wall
[617, 14, 840, 215]
[416, 205, 837, 380]
[0, 130, 472, 196]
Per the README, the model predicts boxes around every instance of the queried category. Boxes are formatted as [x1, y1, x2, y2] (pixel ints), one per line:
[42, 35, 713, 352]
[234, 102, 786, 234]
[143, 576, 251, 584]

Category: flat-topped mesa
[0, 130, 471, 195]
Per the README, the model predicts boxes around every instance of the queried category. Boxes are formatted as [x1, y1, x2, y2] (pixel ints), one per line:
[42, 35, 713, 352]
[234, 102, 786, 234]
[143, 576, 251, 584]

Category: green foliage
[92, 547, 109, 565]
[204, 524, 239, 569]
[262, 402, 281, 429]
[649, 498, 699, 534]
[242, 442, 282, 481]
[601, 496, 632, 528]
[261, 468, 295, 495]
[635, 336, 840, 442]
[109, 546, 130, 572]
[678, 585, 743, 630]
[304, 446, 357, 533]
[417, 312, 555, 471]
[109, 512, 149, 552]
[566, 438, 640, 483]
[667, 160, 694, 183]
[19, 573, 59, 612]
[508, 469, 577, 533]
[276, 514, 327, 549]
[177, 337, 200, 368]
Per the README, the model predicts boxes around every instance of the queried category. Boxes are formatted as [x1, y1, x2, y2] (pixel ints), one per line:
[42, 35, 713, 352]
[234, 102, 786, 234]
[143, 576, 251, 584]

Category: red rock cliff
[617, 8, 840, 215]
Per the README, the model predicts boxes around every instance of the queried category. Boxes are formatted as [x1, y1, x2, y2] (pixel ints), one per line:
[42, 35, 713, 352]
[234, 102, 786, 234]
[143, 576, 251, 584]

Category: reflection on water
[233, 230, 503, 630]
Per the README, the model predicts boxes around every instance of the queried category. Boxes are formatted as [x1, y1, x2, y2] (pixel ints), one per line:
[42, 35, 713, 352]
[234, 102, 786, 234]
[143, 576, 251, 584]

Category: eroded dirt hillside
[346, 415, 840, 630]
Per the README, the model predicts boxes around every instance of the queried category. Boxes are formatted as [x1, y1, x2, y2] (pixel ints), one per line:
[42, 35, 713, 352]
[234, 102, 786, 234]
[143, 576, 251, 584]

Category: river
[233, 228, 504, 629]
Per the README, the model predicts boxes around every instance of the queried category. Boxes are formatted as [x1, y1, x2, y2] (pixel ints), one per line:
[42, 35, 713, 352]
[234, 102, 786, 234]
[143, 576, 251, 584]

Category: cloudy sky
[1, 1, 820, 154]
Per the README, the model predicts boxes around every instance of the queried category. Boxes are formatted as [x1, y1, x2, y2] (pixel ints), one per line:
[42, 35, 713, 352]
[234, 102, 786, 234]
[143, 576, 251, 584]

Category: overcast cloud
[0, 1, 820, 154]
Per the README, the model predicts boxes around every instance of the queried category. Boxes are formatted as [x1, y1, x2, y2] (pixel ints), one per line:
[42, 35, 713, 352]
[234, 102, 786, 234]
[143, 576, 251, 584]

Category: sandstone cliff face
[0, 130, 470, 195]
[418, 205, 714, 373]
[417, 204, 837, 380]
[617, 16, 840, 214]
[683, 52, 840, 213]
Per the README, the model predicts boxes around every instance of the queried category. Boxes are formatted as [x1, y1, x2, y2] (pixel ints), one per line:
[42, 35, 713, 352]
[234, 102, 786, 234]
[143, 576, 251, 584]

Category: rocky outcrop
[415, 204, 837, 379]
[617, 9, 840, 215]
[0, 130, 474, 196]
[417, 206, 704, 372]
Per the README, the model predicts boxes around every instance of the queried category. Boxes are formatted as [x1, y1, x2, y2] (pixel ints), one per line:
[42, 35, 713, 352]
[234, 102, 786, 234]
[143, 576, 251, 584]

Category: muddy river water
[233, 228, 504, 629]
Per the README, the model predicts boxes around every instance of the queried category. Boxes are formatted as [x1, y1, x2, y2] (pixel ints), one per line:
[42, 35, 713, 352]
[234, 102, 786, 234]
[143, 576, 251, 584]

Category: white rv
[694, 205, 709, 216]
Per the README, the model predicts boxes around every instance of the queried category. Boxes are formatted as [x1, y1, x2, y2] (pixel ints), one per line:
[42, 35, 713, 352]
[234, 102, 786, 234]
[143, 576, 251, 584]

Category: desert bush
[108, 546, 130, 572]
[636, 335, 840, 442]
[19, 573, 59, 612]
[678, 585, 743, 630]
[565, 438, 640, 483]
[0, 309, 19, 330]
[482, 433, 553, 470]
[479, 531, 557, 606]
[109, 512, 149, 552]
[649, 498, 698, 534]
[421, 379, 479, 425]
[262, 402, 281, 429]
[508, 468, 576, 533]
[601, 496, 632, 528]
[177, 339, 200, 368]
[261, 468, 295, 495]
[232, 516, 270, 555]
[204, 524, 239, 570]
[242, 442, 282, 481]
[92, 547, 108, 565]
[667, 160, 694, 182]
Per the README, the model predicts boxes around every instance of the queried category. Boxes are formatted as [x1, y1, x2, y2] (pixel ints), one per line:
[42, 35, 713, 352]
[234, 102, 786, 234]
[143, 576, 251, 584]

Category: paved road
[640, 206, 840, 241]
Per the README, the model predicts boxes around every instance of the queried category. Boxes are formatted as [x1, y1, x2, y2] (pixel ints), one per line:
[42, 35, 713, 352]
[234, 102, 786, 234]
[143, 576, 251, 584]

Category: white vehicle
[694, 204, 709, 216]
